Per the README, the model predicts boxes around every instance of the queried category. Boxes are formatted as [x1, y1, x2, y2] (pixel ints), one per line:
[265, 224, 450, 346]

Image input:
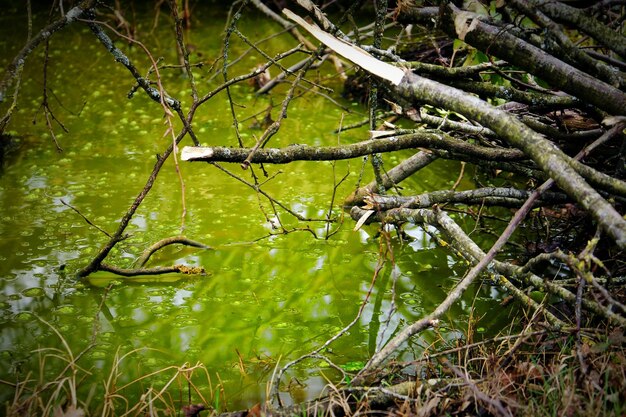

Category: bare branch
[135, 236, 212, 268]
[182, 131, 525, 164]
[99, 263, 206, 277]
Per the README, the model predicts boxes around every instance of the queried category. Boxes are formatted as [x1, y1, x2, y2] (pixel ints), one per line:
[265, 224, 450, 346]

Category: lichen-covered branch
[285, 5, 626, 246]
[364, 187, 569, 210]
[353, 203, 626, 329]
[533, 0, 626, 60]
[396, 72, 626, 248]
[99, 263, 206, 277]
[438, 4, 626, 116]
[349, 200, 624, 377]
[182, 131, 525, 164]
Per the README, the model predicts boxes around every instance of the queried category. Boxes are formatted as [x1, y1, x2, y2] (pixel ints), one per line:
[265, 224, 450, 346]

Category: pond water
[0, 3, 515, 413]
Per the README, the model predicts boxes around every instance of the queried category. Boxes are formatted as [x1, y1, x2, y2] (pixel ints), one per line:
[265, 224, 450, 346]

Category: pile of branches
[186, 0, 626, 414]
[186, 0, 626, 331]
[339, 0, 626, 374]
[208, 1, 626, 416]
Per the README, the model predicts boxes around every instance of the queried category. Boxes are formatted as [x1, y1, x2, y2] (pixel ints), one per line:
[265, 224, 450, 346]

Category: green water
[0, 4, 514, 412]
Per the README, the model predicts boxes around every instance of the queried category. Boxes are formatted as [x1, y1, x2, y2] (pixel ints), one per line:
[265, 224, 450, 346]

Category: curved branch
[76, 131, 187, 278]
[136, 236, 211, 267]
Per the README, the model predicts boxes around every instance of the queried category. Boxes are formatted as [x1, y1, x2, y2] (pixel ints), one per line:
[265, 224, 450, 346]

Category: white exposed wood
[181, 146, 213, 161]
[282, 8, 405, 86]
[353, 209, 375, 231]
[369, 130, 394, 139]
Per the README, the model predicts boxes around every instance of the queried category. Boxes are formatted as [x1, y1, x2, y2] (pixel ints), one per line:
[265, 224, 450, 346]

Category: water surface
[0, 4, 514, 411]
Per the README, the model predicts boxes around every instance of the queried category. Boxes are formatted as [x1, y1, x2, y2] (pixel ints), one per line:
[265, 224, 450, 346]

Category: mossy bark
[438, 4, 626, 116]
[395, 71, 626, 248]
[181, 131, 525, 164]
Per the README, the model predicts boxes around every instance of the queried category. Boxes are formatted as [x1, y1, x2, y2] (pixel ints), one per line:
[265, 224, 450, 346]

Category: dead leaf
[602, 115, 626, 126]
[247, 403, 262, 417]
[182, 404, 206, 417]
[608, 328, 625, 345]
[53, 405, 85, 417]
[454, 11, 479, 41]
[419, 396, 441, 417]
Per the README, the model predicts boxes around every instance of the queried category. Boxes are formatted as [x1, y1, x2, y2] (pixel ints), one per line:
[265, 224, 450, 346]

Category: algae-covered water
[0, 3, 514, 412]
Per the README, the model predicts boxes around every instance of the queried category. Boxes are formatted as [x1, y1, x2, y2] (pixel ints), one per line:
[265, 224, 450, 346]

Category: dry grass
[3, 319, 624, 416]
[350, 325, 626, 417]
[2, 319, 217, 417]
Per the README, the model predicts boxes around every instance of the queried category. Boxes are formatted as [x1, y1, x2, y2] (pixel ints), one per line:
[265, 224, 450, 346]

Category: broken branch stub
[282, 8, 405, 86]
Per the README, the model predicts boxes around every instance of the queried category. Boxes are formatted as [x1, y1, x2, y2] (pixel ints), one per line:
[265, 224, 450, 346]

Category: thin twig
[60, 199, 111, 237]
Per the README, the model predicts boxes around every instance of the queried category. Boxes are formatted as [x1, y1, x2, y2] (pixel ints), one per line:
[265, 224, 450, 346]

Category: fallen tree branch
[284, 7, 626, 248]
[364, 187, 569, 210]
[352, 125, 626, 376]
[182, 131, 525, 164]
[0, 0, 96, 103]
[99, 263, 206, 277]
[85, 17, 180, 110]
[353, 202, 626, 329]
[395, 73, 626, 247]
[438, 4, 626, 115]
[417, 110, 497, 137]
[430, 149, 545, 180]
[348, 205, 553, 379]
[350, 195, 624, 380]
[534, 0, 626, 60]
[344, 150, 438, 206]
[0, 0, 97, 132]
[509, 0, 622, 88]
